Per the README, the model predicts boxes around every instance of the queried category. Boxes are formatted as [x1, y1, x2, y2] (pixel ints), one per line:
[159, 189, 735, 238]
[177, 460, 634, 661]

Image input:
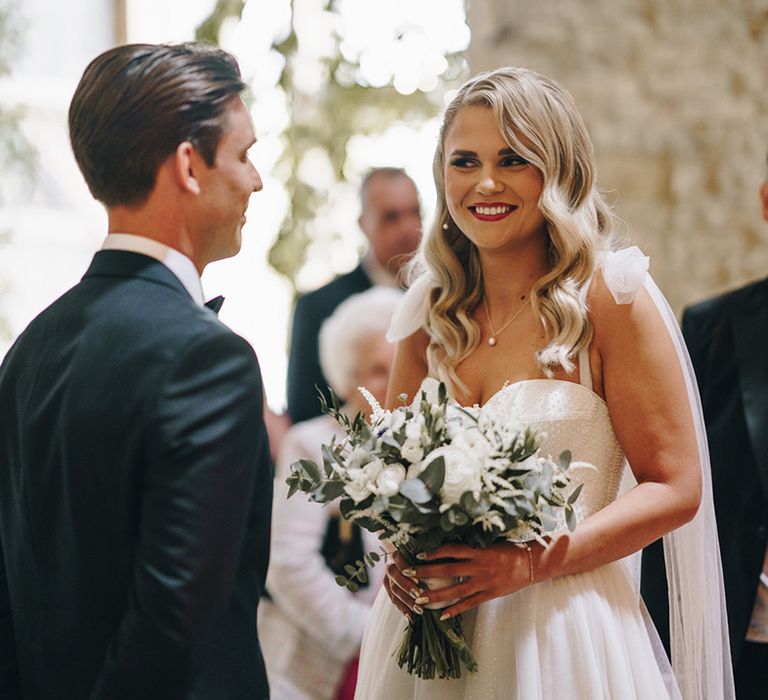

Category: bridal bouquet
[286, 379, 585, 680]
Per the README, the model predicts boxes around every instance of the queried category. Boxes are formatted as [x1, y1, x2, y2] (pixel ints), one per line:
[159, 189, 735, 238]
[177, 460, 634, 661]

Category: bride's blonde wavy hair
[409, 67, 617, 393]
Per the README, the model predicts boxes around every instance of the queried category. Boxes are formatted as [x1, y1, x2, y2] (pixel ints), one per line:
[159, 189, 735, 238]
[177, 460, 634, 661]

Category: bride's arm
[384, 328, 430, 410]
[404, 271, 702, 618]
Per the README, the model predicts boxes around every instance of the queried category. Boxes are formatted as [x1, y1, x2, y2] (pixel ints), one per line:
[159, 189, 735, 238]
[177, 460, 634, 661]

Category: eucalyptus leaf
[558, 450, 572, 470]
[399, 478, 433, 504]
[566, 507, 577, 532]
[420, 456, 446, 494]
[298, 458, 322, 485]
[317, 481, 344, 500]
[567, 482, 584, 505]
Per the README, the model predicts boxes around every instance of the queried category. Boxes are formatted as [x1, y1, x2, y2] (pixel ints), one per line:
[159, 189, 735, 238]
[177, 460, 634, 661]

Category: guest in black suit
[286, 167, 421, 424]
[0, 43, 272, 699]
[642, 175, 768, 699]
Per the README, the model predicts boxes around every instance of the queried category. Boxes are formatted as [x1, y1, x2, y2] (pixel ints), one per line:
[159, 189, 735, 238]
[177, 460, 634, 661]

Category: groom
[0, 44, 272, 698]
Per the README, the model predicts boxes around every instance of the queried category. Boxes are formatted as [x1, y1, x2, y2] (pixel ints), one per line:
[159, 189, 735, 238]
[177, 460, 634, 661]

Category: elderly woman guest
[353, 68, 734, 699]
[259, 287, 402, 700]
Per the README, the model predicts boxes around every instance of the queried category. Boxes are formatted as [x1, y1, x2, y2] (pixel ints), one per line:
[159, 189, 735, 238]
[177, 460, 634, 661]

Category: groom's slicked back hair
[69, 42, 246, 207]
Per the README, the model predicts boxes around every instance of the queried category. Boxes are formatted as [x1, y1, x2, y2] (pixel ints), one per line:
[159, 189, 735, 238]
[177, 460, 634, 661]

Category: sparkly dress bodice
[479, 378, 626, 522]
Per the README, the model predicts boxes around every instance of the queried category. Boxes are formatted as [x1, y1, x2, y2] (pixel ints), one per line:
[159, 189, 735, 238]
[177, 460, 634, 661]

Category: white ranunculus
[401, 439, 424, 464]
[363, 458, 385, 481]
[343, 468, 373, 503]
[377, 464, 407, 497]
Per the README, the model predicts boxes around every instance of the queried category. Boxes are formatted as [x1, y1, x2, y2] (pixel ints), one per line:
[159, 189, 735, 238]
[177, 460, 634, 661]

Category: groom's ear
[173, 141, 202, 195]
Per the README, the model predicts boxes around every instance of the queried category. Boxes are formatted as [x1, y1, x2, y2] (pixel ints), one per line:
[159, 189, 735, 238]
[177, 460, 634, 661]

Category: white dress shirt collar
[101, 233, 204, 307]
[361, 252, 400, 288]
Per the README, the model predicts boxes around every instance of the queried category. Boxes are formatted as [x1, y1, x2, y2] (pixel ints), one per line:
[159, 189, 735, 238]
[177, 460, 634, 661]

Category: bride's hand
[383, 550, 425, 621]
[407, 542, 538, 620]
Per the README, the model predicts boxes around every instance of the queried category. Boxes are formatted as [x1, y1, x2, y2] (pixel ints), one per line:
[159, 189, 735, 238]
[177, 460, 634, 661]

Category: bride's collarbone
[455, 345, 544, 407]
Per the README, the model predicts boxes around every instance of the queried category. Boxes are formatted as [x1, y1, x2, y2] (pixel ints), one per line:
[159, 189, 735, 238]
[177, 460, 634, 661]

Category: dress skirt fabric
[355, 559, 671, 699]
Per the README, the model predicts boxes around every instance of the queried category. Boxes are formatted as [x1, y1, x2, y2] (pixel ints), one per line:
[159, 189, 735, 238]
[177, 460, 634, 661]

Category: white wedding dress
[354, 373, 674, 699]
[354, 248, 734, 700]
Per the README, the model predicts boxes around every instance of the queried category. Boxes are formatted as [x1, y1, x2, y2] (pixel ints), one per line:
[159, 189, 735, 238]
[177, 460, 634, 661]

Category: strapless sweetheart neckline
[419, 376, 609, 410]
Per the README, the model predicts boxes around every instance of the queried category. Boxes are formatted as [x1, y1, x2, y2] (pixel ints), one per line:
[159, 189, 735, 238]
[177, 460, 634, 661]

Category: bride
[353, 68, 734, 699]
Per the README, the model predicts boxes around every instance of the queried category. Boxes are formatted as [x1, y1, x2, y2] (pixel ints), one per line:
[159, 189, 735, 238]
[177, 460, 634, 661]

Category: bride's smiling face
[443, 105, 547, 253]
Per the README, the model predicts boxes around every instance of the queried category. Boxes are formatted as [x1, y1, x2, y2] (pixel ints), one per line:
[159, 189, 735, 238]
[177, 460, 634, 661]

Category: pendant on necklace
[488, 336, 497, 347]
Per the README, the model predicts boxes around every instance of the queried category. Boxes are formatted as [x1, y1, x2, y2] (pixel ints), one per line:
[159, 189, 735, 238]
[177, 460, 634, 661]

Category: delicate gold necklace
[482, 294, 530, 346]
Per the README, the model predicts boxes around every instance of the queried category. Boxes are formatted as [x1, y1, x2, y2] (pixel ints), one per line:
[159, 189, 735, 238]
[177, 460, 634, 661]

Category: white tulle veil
[387, 246, 735, 699]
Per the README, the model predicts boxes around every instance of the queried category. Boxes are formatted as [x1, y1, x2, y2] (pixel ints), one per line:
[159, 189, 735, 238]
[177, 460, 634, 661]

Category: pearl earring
[442, 222, 449, 230]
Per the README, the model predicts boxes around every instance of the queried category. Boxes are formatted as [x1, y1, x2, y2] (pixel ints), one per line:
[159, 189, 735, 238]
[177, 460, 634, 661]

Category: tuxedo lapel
[732, 280, 768, 500]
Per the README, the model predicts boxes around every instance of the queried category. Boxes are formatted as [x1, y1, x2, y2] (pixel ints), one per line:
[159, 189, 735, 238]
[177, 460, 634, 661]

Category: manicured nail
[406, 612, 413, 622]
[414, 596, 429, 605]
[403, 568, 416, 578]
[413, 604, 424, 615]
[409, 588, 420, 598]
[416, 552, 427, 560]
[440, 612, 451, 621]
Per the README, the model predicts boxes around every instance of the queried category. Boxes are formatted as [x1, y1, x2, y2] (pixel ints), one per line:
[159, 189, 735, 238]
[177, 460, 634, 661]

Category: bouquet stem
[394, 609, 477, 679]
[392, 547, 477, 679]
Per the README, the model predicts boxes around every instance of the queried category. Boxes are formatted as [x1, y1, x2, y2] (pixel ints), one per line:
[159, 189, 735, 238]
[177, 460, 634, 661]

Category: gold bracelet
[523, 542, 535, 586]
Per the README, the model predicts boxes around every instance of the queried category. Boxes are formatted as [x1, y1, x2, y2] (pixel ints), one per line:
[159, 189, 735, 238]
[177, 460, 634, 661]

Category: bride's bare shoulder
[385, 328, 430, 408]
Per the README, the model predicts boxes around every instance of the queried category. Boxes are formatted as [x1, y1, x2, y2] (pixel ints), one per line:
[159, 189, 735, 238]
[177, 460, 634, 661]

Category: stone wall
[468, 0, 768, 312]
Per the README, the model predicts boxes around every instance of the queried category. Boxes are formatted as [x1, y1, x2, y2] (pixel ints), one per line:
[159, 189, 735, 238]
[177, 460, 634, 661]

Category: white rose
[423, 444, 484, 506]
[401, 439, 424, 464]
[451, 427, 491, 457]
[377, 464, 407, 497]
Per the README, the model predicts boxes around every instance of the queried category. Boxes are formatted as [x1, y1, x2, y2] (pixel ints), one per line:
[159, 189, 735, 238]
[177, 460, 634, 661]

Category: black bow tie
[204, 295, 225, 314]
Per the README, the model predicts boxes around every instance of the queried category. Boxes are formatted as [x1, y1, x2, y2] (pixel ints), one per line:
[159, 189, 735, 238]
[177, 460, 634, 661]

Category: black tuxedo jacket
[641, 277, 768, 665]
[286, 263, 371, 424]
[0, 251, 272, 699]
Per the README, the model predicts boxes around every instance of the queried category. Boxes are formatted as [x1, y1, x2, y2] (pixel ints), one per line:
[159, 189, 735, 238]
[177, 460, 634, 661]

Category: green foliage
[194, 0, 246, 44]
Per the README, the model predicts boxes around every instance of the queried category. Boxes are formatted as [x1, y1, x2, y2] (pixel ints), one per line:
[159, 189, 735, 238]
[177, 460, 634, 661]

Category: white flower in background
[377, 463, 407, 496]
[402, 439, 424, 464]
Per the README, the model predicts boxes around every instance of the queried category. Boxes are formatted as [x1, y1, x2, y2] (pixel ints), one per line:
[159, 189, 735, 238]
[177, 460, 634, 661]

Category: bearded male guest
[0, 43, 272, 699]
